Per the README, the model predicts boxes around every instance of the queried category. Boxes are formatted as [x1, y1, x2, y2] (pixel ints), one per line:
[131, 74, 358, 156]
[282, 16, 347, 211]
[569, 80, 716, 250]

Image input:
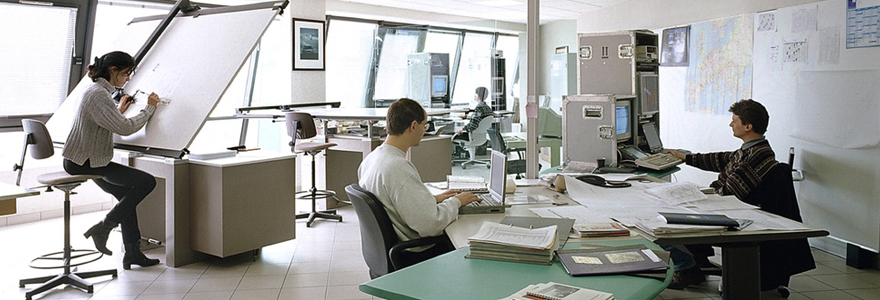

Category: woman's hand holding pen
[146, 92, 160, 107]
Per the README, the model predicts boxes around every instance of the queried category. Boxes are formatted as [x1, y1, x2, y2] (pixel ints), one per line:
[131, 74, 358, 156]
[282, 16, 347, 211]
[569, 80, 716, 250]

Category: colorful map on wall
[685, 14, 754, 115]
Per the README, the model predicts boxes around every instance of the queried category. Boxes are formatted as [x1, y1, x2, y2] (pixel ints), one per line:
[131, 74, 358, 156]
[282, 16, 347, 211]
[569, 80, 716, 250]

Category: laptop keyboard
[635, 153, 683, 170]
[470, 193, 501, 206]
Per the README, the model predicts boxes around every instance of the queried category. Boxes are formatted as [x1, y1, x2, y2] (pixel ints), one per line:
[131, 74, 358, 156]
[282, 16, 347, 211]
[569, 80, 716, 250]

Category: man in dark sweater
[664, 99, 777, 289]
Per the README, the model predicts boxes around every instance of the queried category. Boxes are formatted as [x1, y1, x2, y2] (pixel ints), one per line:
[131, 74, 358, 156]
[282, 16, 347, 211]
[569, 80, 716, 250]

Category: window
[452, 33, 494, 106]
[326, 19, 377, 108]
[372, 28, 422, 103]
[0, 3, 77, 118]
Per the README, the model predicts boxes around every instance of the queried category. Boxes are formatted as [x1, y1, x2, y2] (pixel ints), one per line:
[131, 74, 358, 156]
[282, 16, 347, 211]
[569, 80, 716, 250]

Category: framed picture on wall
[660, 26, 689, 67]
[293, 18, 325, 70]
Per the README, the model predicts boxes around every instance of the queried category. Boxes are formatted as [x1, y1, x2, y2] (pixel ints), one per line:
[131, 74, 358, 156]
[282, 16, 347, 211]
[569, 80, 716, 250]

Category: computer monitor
[639, 73, 659, 115]
[431, 75, 448, 97]
[615, 99, 632, 142]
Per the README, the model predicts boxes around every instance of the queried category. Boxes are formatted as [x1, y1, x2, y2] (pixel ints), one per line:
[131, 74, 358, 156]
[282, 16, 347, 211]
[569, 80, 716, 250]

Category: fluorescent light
[475, 0, 521, 7]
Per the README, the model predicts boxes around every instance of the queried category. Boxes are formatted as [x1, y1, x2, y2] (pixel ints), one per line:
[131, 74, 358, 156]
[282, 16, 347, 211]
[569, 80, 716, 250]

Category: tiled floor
[2, 159, 880, 300]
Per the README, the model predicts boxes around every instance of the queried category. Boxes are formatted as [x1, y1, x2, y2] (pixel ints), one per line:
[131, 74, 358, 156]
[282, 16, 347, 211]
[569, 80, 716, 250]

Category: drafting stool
[285, 112, 343, 227]
[14, 119, 117, 300]
[452, 117, 493, 169]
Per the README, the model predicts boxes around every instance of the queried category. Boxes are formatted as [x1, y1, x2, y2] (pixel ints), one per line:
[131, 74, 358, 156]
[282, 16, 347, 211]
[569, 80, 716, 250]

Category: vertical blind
[0, 3, 76, 117]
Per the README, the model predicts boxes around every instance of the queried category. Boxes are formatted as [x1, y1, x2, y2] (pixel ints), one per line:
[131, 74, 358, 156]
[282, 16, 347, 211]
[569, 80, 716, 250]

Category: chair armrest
[388, 235, 453, 270]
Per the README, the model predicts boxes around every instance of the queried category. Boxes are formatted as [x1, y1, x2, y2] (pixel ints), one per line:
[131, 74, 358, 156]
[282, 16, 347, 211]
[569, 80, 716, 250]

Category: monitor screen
[615, 100, 632, 142]
[432, 75, 448, 97]
[640, 73, 659, 115]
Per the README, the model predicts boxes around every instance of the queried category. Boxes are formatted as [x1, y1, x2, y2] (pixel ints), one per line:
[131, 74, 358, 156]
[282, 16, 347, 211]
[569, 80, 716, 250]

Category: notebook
[459, 150, 507, 214]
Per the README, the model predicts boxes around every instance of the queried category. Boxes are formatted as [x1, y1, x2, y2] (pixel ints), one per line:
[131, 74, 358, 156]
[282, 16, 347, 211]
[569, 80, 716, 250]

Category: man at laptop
[358, 98, 481, 261]
[663, 99, 778, 289]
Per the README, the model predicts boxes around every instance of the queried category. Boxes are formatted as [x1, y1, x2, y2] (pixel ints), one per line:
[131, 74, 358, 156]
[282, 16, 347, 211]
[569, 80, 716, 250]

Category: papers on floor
[643, 182, 707, 205]
[500, 282, 614, 300]
[466, 221, 559, 265]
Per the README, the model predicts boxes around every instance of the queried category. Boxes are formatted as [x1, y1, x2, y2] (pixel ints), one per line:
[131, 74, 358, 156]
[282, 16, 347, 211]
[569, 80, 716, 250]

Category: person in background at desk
[663, 99, 777, 289]
[62, 51, 161, 270]
[453, 86, 492, 141]
[358, 98, 481, 265]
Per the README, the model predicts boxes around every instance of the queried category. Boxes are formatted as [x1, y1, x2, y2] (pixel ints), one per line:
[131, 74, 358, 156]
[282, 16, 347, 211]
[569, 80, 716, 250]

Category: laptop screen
[642, 122, 663, 153]
[488, 150, 508, 199]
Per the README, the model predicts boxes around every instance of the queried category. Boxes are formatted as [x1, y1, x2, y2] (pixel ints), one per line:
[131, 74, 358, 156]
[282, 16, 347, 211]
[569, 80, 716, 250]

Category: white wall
[579, 0, 880, 254]
[290, 0, 323, 104]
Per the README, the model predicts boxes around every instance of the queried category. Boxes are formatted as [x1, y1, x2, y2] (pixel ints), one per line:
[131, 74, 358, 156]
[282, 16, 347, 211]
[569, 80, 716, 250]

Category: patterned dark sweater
[462, 101, 493, 133]
[685, 139, 777, 201]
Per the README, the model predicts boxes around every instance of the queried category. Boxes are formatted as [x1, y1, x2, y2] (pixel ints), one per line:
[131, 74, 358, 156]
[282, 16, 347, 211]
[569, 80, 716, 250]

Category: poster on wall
[685, 14, 753, 115]
[293, 18, 325, 70]
[846, 0, 880, 49]
[660, 26, 689, 67]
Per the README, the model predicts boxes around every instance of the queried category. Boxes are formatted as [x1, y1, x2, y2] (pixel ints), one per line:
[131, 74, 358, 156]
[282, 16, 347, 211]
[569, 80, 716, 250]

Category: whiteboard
[47, 6, 280, 154]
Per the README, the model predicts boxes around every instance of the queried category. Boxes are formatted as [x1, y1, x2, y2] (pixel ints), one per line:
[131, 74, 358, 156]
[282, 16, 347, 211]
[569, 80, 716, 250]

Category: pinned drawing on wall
[660, 26, 689, 67]
[293, 18, 325, 70]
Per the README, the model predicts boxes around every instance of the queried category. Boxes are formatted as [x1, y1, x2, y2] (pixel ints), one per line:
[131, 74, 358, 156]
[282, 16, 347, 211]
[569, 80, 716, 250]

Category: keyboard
[469, 194, 501, 206]
[635, 153, 684, 171]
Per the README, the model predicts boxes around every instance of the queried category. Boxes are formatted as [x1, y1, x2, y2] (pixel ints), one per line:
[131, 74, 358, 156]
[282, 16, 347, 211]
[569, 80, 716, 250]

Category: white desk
[0, 182, 40, 216]
[444, 181, 828, 300]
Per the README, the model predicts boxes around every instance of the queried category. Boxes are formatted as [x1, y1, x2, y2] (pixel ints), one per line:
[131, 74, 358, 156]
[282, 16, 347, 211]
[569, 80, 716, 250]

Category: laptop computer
[642, 122, 690, 155]
[459, 150, 507, 214]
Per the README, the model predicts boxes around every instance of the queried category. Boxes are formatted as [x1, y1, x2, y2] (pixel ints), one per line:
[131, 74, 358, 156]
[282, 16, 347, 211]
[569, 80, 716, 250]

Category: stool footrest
[28, 249, 104, 269]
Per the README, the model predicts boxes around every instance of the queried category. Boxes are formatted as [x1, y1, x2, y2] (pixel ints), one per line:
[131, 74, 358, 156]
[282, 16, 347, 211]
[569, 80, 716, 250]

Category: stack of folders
[555, 245, 669, 277]
[466, 221, 558, 265]
[500, 282, 614, 300]
[572, 222, 630, 238]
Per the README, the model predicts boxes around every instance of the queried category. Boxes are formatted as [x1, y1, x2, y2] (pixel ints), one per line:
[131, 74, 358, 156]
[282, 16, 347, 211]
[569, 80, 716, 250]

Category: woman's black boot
[84, 220, 118, 255]
[123, 243, 160, 270]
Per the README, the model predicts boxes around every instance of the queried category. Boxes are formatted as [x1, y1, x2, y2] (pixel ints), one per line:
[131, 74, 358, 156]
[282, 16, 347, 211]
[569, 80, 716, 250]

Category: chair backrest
[345, 183, 399, 279]
[467, 116, 494, 146]
[537, 107, 562, 138]
[22, 119, 55, 159]
[486, 128, 507, 153]
[743, 162, 803, 222]
[284, 112, 318, 140]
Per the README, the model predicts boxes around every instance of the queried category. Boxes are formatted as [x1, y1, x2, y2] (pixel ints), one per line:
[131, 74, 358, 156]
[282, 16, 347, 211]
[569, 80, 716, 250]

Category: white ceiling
[331, 0, 629, 24]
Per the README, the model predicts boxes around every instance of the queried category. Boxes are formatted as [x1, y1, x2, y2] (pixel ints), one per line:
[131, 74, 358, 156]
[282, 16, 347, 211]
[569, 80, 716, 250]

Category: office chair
[699, 162, 814, 298]
[285, 112, 343, 227]
[344, 184, 455, 279]
[487, 128, 529, 179]
[14, 119, 117, 300]
[452, 117, 493, 169]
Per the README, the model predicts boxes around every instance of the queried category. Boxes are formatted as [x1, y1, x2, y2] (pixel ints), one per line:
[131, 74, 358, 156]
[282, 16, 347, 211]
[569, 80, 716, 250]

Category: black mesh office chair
[487, 128, 530, 179]
[14, 119, 118, 300]
[345, 184, 454, 279]
[285, 112, 343, 227]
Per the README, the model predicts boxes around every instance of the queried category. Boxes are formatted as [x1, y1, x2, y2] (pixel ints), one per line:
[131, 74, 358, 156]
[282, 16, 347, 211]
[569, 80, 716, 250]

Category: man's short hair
[729, 99, 769, 134]
[386, 98, 426, 136]
[475, 86, 488, 101]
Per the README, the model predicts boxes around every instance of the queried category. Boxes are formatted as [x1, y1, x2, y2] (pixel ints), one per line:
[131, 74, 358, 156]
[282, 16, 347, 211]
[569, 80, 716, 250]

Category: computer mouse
[575, 175, 631, 188]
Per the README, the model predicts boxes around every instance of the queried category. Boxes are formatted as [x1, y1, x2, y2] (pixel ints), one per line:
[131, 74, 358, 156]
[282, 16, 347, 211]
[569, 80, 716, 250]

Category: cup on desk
[597, 158, 606, 168]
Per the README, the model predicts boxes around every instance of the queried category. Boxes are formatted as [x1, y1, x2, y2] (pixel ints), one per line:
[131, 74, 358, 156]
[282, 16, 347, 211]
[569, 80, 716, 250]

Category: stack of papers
[572, 222, 630, 237]
[447, 175, 487, 192]
[466, 222, 558, 265]
[500, 282, 614, 300]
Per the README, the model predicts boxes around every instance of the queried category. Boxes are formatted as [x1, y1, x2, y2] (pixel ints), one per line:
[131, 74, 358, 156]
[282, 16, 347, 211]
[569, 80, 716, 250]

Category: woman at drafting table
[62, 51, 161, 270]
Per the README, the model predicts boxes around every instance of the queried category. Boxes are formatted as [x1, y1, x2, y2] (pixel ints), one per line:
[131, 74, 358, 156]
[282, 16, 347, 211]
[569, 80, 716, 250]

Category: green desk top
[360, 239, 672, 300]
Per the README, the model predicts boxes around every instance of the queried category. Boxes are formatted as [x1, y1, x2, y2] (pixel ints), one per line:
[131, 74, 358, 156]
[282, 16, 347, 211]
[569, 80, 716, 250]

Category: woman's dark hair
[386, 98, 426, 136]
[87, 51, 135, 82]
[475, 86, 488, 101]
[729, 99, 769, 134]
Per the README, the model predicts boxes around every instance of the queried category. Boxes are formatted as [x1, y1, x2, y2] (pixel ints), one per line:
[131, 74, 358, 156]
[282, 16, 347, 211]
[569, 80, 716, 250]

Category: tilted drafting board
[47, 2, 285, 157]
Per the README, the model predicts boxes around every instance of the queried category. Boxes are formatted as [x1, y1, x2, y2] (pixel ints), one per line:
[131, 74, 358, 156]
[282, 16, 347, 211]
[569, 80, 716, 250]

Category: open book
[500, 282, 614, 300]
